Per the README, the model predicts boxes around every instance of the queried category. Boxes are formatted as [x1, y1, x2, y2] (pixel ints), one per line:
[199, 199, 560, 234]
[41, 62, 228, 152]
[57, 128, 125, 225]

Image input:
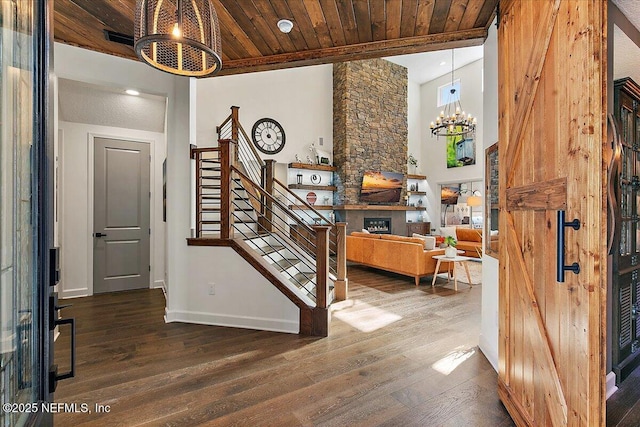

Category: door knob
[94, 232, 107, 237]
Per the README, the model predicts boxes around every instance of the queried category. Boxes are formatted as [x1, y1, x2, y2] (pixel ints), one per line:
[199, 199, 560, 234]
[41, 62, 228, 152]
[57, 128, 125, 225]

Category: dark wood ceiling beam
[385, 0, 402, 39]
[473, 0, 497, 27]
[369, 1, 386, 41]
[213, 0, 262, 58]
[318, 0, 347, 46]
[415, 0, 436, 35]
[268, 0, 309, 51]
[288, 0, 323, 50]
[353, 0, 373, 42]
[303, 0, 335, 48]
[68, 0, 134, 35]
[400, 0, 418, 38]
[217, 27, 486, 75]
[429, 0, 452, 34]
[444, 0, 470, 32]
[459, 0, 484, 29]
[335, 0, 360, 44]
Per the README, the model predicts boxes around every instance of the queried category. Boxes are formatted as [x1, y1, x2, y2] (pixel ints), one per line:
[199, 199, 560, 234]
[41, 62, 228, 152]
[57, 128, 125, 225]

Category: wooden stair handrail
[230, 165, 316, 235]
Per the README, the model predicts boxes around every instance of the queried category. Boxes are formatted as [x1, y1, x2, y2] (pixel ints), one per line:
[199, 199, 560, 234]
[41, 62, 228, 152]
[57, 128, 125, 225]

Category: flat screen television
[359, 171, 403, 203]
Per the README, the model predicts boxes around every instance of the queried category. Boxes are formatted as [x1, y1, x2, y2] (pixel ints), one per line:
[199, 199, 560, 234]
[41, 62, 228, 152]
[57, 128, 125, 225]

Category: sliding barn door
[497, 1, 606, 425]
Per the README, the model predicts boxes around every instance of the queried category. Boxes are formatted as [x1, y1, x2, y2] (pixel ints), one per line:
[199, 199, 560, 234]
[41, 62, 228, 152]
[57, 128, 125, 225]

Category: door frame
[87, 133, 156, 295]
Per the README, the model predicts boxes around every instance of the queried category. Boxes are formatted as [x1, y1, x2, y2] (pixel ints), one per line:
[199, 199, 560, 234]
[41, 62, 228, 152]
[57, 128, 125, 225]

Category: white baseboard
[478, 333, 498, 372]
[60, 288, 89, 299]
[606, 371, 618, 400]
[153, 279, 165, 291]
[164, 309, 298, 334]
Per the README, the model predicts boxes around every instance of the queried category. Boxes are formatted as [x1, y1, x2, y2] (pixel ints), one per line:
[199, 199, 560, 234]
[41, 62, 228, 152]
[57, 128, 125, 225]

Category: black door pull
[94, 232, 107, 237]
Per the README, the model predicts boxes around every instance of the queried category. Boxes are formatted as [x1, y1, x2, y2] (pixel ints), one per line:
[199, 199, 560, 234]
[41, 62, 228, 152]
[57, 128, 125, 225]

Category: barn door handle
[94, 232, 107, 237]
[557, 210, 580, 282]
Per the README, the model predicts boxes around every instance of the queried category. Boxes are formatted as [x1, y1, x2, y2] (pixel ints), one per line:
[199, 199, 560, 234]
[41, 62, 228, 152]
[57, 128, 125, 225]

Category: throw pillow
[412, 233, 436, 250]
[361, 228, 370, 234]
[440, 226, 457, 239]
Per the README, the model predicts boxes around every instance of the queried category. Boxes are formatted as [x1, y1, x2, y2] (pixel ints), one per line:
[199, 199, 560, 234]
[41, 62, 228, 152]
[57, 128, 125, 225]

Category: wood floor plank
[54, 263, 514, 426]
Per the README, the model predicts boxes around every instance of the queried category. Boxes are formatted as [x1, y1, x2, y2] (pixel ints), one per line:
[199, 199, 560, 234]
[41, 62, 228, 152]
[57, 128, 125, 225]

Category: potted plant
[408, 153, 418, 174]
[444, 236, 458, 258]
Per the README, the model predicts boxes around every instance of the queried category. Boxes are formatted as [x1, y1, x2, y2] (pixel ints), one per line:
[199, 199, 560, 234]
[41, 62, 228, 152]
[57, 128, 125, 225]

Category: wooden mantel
[334, 205, 426, 211]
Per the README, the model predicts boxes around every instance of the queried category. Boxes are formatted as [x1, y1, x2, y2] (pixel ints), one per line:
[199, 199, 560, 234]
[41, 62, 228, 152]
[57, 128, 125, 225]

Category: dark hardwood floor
[54, 265, 514, 426]
[607, 366, 640, 426]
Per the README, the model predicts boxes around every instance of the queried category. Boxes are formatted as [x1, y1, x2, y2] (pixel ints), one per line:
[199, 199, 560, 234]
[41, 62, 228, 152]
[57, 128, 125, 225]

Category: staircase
[188, 107, 347, 337]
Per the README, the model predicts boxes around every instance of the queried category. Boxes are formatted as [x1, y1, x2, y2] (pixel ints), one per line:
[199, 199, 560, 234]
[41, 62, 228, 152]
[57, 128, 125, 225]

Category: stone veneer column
[333, 58, 408, 205]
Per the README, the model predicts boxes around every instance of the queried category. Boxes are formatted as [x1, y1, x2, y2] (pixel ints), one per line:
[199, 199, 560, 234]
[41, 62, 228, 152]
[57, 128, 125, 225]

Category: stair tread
[272, 258, 302, 271]
[258, 245, 285, 255]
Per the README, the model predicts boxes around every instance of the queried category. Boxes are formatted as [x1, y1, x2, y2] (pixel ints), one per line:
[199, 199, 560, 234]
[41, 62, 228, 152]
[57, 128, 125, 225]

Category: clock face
[251, 118, 285, 154]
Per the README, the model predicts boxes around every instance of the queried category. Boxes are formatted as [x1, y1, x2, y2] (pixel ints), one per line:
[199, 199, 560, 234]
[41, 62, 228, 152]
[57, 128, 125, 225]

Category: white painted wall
[195, 65, 334, 164]
[420, 59, 485, 226]
[480, 21, 499, 371]
[165, 246, 299, 333]
[57, 121, 166, 297]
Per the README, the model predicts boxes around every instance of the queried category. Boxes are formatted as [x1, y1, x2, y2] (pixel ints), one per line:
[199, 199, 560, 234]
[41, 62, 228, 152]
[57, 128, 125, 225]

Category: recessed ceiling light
[439, 61, 446, 66]
[277, 19, 293, 33]
[125, 89, 140, 96]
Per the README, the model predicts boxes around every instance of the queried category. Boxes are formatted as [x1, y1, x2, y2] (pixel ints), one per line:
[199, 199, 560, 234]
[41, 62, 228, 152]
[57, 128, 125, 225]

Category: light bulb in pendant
[172, 23, 181, 38]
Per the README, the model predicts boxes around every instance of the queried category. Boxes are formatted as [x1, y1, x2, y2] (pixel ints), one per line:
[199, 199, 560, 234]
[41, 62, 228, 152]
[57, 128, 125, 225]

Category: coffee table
[431, 255, 474, 291]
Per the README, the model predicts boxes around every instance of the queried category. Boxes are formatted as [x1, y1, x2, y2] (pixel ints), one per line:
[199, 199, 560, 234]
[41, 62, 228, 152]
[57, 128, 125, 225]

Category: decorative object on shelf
[322, 196, 330, 205]
[134, 0, 222, 77]
[410, 183, 417, 191]
[310, 174, 321, 184]
[306, 155, 314, 165]
[251, 118, 286, 154]
[328, 212, 335, 223]
[316, 148, 332, 165]
[430, 49, 476, 138]
[408, 153, 418, 174]
[295, 154, 301, 162]
[296, 173, 303, 185]
[417, 199, 423, 206]
[444, 236, 458, 258]
[306, 191, 317, 205]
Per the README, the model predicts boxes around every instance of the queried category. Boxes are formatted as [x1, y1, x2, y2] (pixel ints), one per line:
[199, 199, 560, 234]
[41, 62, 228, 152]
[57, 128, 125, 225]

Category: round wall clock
[251, 118, 286, 154]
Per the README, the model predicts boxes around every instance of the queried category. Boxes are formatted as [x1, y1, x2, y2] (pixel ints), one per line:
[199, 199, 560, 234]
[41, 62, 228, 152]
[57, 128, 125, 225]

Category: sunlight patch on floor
[431, 346, 476, 375]
[331, 299, 402, 332]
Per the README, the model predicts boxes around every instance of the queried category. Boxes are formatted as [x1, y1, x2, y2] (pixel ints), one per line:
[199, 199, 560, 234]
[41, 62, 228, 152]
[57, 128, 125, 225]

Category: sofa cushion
[456, 227, 482, 242]
[350, 231, 381, 239]
[412, 233, 436, 250]
[379, 234, 425, 246]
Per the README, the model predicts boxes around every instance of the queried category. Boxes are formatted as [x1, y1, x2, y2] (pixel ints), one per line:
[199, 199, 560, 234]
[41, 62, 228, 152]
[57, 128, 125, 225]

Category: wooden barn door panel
[497, 1, 606, 426]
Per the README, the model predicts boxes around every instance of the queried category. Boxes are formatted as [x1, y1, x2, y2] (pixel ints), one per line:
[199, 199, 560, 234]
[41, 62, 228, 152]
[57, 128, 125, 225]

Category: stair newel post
[219, 139, 236, 239]
[313, 225, 331, 309]
[261, 159, 276, 233]
[231, 106, 239, 141]
[334, 222, 348, 301]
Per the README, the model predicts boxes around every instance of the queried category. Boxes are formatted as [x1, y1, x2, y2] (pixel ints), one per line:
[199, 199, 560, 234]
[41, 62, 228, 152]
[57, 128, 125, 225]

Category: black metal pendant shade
[134, 0, 222, 77]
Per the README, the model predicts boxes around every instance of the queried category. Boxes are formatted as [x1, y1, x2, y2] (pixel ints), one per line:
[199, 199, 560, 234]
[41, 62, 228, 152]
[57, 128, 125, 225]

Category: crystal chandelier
[430, 50, 476, 138]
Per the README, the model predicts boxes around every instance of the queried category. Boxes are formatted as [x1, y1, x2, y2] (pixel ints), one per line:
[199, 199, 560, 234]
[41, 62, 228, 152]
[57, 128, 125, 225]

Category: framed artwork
[446, 133, 476, 168]
[485, 142, 499, 258]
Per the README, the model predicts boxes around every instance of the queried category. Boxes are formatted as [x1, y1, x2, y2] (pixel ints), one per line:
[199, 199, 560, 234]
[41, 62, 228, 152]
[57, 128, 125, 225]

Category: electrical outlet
[208, 283, 215, 295]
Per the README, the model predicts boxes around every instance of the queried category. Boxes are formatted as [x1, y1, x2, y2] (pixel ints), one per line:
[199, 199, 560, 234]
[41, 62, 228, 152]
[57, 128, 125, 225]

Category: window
[437, 79, 461, 107]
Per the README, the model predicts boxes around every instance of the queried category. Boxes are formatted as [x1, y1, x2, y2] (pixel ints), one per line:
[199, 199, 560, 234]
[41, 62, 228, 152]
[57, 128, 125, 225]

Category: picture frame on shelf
[315, 148, 332, 165]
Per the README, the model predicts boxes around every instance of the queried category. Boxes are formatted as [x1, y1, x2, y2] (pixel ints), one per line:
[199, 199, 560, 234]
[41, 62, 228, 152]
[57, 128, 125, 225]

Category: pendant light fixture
[430, 50, 476, 138]
[134, 0, 222, 77]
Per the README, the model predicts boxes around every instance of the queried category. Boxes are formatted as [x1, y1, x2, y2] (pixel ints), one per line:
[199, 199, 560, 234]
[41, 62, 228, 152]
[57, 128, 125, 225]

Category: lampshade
[467, 195, 482, 207]
[134, 0, 222, 77]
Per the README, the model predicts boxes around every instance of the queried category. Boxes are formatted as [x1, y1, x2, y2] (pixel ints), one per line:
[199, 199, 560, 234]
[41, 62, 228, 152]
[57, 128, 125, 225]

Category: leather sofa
[346, 232, 445, 286]
[454, 227, 483, 258]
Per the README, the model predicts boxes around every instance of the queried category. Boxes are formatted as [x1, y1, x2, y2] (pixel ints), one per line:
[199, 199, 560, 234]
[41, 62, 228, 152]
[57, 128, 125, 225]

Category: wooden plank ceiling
[53, 0, 498, 76]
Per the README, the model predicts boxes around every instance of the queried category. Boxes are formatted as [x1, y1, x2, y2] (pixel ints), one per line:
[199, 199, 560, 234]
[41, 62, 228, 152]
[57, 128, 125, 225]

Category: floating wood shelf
[406, 174, 427, 180]
[288, 184, 337, 191]
[288, 205, 334, 210]
[333, 205, 426, 211]
[288, 162, 337, 172]
[406, 191, 427, 196]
